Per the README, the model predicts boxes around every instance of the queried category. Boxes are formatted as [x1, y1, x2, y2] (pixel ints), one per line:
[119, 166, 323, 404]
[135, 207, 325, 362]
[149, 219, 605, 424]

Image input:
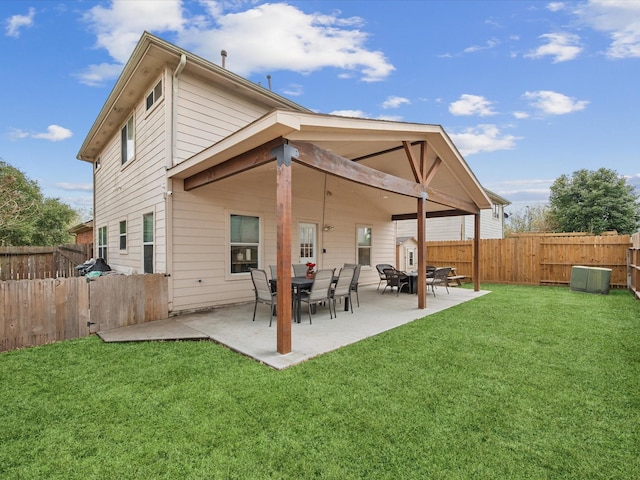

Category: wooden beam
[183, 137, 285, 191]
[392, 209, 476, 221]
[417, 195, 427, 309]
[274, 144, 294, 354]
[424, 156, 441, 186]
[403, 141, 423, 184]
[290, 141, 428, 199]
[351, 140, 423, 162]
[473, 213, 480, 292]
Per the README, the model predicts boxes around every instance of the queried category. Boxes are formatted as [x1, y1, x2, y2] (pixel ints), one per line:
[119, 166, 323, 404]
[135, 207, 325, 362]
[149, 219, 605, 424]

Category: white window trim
[145, 78, 164, 114]
[226, 210, 262, 280]
[142, 212, 154, 274]
[121, 114, 135, 166]
[356, 224, 373, 267]
[119, 219, 128, 253]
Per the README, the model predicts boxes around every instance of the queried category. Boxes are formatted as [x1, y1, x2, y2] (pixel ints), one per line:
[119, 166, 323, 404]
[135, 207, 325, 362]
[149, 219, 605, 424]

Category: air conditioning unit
[570, 266, 611, 294]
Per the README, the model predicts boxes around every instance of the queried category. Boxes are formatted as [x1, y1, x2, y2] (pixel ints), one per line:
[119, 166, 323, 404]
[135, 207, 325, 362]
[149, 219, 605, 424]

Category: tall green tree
[0, 159, 78, 246]
[548, 168, 640, 235]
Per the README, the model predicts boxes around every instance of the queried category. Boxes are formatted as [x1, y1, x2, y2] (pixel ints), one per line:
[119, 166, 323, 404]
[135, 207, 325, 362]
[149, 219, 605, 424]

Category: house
[77, 32, 491, 353]
[68, 220, 94, 247]
[396, 189, 511, 240]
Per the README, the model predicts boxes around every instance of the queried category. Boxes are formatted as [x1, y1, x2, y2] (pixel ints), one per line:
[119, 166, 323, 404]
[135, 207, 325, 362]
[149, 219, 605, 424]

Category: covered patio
[167, 109, 492, 355]
[98, 284, 490, 369]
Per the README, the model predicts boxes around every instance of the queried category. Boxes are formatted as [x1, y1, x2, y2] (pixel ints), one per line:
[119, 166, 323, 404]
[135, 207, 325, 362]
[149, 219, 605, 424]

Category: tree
[0, 159, 79, 246]
[505, 204, 555, 235]
[548, 168, 640, 235]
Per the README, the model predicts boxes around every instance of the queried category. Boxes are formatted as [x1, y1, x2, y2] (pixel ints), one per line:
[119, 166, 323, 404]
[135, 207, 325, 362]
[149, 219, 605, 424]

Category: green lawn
[1, 284, 639, 479]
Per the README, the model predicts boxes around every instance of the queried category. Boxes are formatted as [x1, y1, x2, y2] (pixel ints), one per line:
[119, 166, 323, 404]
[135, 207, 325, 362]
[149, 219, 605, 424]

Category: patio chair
[426, 266, 452, 296]
[345, 264, 361, 307]
[299, 268, 335, 324]
[375, 264, 394, 291]
[292, 263, 307, 277]
[426, 265, 436, 278]
[250, 268, 277, 326]
[382, 268, 410, 296]
[331, 266, 355, 316]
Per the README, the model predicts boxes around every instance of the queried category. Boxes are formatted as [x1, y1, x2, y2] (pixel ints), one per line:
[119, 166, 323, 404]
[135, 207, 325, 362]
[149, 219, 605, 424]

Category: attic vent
[221, 50, 227, 68]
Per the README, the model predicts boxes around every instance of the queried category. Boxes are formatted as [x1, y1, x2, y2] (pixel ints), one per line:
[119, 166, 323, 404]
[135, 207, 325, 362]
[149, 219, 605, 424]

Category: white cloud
[513, 111, 530, 119]
[9, 125, 72, 142]
[55, 182, 94, 192]
[381, 96, 410, 109]
[84, 0, 184, 63]
[32, 125, 73, 141]
[75, 62, 124, 87]
[574, 0, 640, 59]
[329, 109, 368, 118]
[463, 39, 499, 53]
[376, 114, 403, 122]
[5, 7, 35, 38]
[449, 124, 521, 156]
[78, 1, 395, 86]
[547, 2, 566, 13]
[178, 3, 394, 82]
[449, 94, 497, 117]
[524, 90, 589, 115]
[525, 32, 582, 62]
[281, 83, 303, 97]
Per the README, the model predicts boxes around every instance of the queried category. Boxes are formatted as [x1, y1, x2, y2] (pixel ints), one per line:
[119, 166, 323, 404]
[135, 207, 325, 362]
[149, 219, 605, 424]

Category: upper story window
[493, 204, 501, 219]
[356, 225, 372, 266]
[121, 115, 135, 165]
[94, 157, 101, 172]
[146, 79, 163, 111]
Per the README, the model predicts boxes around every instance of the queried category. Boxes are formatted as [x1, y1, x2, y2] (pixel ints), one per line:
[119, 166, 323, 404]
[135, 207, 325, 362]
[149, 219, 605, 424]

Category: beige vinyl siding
[396, 206, 505, 241]
[93, 73, 168, 274]
[174, 73, 271, 164]
[169, 168, 395, 313]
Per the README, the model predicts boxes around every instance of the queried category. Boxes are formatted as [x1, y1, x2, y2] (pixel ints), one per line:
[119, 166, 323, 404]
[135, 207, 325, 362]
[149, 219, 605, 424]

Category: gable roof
[169, 109, 492, 215]
[77, 32, 310, 162]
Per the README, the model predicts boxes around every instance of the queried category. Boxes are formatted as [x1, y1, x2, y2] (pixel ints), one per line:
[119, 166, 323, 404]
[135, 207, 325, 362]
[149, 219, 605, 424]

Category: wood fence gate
[1, 274, 168, 352]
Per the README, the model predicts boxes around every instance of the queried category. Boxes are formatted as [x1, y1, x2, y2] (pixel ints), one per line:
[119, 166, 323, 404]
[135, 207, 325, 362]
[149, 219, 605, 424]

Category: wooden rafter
[402, 141, 423, 184]
[183, 137, 285, 191]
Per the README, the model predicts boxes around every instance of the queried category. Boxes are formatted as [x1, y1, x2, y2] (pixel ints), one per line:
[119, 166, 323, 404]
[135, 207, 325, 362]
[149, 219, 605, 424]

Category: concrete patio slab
[97, 284, 490, 369]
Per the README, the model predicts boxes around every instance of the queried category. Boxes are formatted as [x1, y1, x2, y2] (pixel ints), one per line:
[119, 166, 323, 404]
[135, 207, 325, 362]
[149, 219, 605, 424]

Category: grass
[1, 284, 639, 479]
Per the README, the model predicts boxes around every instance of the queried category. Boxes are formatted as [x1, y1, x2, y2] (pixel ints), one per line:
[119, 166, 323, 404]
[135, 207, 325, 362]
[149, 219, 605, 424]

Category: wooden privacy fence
[0, 244, 90, 280]
[630, 232, 640, 300]
[1, 273, 168, 352]
[426, 234, 632, 288]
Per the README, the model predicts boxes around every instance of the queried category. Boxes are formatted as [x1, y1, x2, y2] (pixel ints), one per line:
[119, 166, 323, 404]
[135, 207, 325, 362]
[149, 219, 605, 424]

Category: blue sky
[1, 0, 639, 219]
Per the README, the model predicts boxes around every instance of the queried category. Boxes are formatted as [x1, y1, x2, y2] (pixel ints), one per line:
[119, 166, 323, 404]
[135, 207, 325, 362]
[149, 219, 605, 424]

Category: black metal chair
[250, 269, 277, 326]
[375, 264, 394, 291]
[426, 267, 452, 296]
[381, 268, 410, 296]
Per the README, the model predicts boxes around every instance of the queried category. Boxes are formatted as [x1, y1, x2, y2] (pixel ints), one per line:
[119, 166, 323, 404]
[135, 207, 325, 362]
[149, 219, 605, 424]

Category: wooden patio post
[473, 212, 480, 292]
[417, 193, 427, 308]
[273, 144, 296, 354]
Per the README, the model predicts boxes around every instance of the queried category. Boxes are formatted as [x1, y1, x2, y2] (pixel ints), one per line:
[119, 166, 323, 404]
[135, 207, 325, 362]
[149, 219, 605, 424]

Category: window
[143, 213, 154, 273]
[230, 214, 259, 274]
[493, 204, 500, 219]
[121, 115, 135, 165]
[407, 249, 415, 268]
[356, 226, 372, 266]
[94, 157, 101, 172]
[98, 226, 108, 262]
[119, 220, 127, 251]
[146, 79, 163, 110]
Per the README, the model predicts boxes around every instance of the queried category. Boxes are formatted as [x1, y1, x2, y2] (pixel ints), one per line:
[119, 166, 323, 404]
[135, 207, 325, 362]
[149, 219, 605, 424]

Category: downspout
[165, 54, 186, 313]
